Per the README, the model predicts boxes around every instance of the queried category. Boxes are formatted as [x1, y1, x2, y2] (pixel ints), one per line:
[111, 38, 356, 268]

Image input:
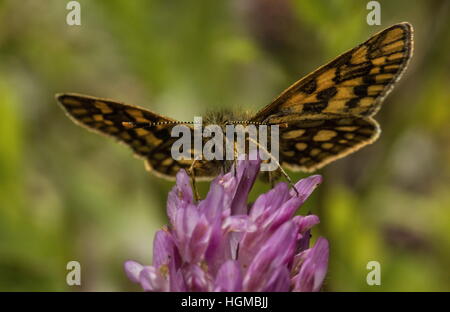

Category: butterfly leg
[247, 137, 299, 196]
[233, 141, 238, 177]
[268, 171, 275, 188]
[188, 158, 201, 201]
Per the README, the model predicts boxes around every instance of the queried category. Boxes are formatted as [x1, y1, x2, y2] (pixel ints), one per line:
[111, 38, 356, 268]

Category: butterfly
[56, 22, 413, 182]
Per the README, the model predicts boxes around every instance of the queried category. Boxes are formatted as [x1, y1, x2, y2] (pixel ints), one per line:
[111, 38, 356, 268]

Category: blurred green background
[0, 0, 449, 291]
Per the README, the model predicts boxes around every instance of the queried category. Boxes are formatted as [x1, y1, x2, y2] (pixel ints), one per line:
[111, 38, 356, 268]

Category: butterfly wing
[56, 93, 219, 180]
[251, 23, 413, 172]
[252, 22, 413, 124]
[279, 116, 379, 172]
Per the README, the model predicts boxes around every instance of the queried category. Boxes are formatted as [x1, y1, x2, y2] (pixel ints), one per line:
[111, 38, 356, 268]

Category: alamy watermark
[367, 1, 381, 25]
[170, 117, 280, 172]
[366, 260, 381, 286]
[66, 260, 81, 286]
[66, 1, 81, 26]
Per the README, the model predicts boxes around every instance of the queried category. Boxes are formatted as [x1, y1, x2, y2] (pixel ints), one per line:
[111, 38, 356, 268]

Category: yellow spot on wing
[313, 130, 337, 141]
[340, 77, 363, 86]
[372, 57, 386, 65]
[323, 100, 347, 113]
[387, 53, 404, 61]
[382, 40, 404, 53]
[63, 98, 82, 106]
[335, 87, 354, 98]
[316, 68, 337, 89]
[282, 150, 295, 157]
[94, 101, 113, 114]
[161, 158, 174, 166]
[322, 143, 333, 149]
[384, 64, 400, 71]
[135, 128, 150, 136]
[144, 134, 163, 147]
[359, 97, 374, 108]
[382, 27, 404, 45]
[335, 126, 358, 131]
[295, 143, 308, 151]
[93, 114, 104, 121]
[72, 108, 87, 115]
[344, 133, 355, 139]
[284, 92, 307, 109]
[370, 67, 381, 75]
[376, 74, 394, 82]
[282, 129, 306, 139]
[126, 109, 150, 123]
[351, 45, 368, 64]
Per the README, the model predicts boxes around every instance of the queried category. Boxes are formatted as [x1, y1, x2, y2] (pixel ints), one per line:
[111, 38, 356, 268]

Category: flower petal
[230, 156, 260, 215]
[293, 215, 320, 252]
[124, 260, 143, 283]
[250, 182, 291, 220]
[152, 229, 176, 267]
[243, 221, 298, 291]
[199, 175, 228, 219]
[223, 215, 256, 233]
[290, 175, 323, 201]
[188, 215, 212, 262]
[292, 237, 329, 292]
[169, 267, 187, 292]
[214, 260, 243, 292]
[139, 266, 169, 292]
[262, 266, 290, 292]
[183, 264, 212, 292]
[294, 215, 320, 234]
[239, 195, 303, 269]
[167, 170, 194, 223]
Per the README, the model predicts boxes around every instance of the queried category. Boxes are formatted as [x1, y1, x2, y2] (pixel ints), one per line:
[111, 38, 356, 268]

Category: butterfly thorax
[203, 110, 255, 127]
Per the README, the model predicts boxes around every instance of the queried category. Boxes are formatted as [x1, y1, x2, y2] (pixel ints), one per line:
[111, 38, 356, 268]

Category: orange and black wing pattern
[278, 116, 379, 172]
[56, 93, 219, 180]
[252, 22, 413, 172]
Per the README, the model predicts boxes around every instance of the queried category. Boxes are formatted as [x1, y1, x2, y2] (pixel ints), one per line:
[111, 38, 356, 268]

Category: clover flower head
[125, 157, 329, 292]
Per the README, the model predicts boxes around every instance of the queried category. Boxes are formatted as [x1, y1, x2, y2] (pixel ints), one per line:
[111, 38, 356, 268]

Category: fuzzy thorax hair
[203, 109, 255, 126]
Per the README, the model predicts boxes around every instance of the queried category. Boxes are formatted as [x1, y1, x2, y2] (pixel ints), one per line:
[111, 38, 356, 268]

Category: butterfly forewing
[56, 93, 218, 180]
[252, 23, 413, 123]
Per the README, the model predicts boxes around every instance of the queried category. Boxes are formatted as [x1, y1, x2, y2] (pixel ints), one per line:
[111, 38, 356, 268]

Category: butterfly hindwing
[251, 23, 413, 124]
[279, 116, 380, 172]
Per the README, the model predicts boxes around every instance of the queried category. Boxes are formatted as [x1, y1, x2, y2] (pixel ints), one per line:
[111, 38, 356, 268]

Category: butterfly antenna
[247, 136, 299, 196]
[122, 121, 194, 129]
[226, 121, 289, 129]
